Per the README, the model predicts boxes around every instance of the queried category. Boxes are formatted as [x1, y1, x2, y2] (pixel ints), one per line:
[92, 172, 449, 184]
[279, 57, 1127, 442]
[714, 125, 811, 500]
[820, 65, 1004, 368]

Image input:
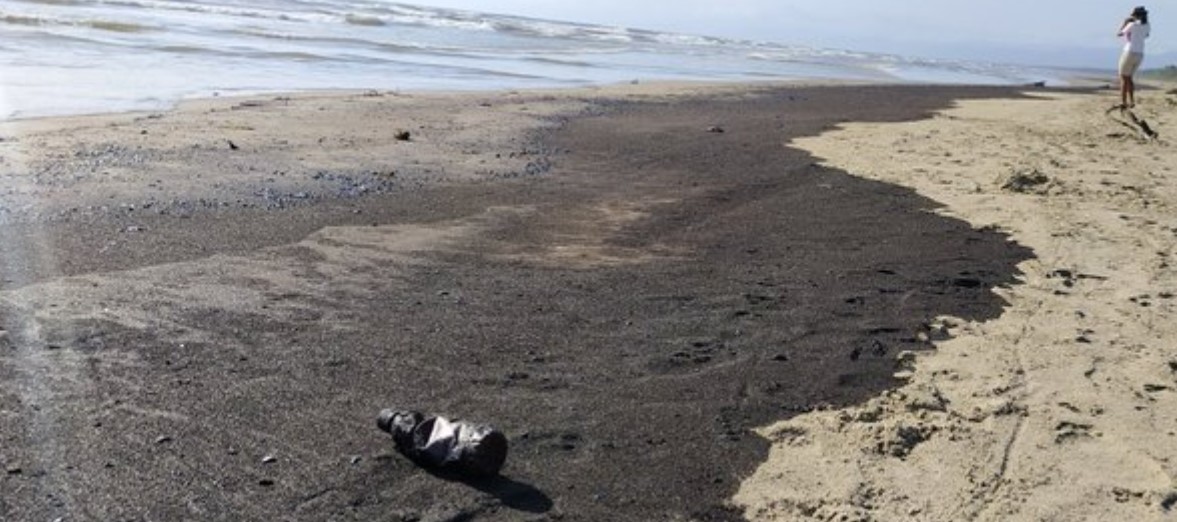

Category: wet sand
[0, 83, 1033, 520]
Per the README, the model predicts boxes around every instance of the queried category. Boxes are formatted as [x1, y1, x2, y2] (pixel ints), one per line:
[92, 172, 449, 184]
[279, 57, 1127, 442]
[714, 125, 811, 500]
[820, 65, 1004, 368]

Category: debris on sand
[394, 130, 411, 141]
[377, 409, 508, 477]
[1104, 106, 1160, 140]
[999, 167, 1052, 194]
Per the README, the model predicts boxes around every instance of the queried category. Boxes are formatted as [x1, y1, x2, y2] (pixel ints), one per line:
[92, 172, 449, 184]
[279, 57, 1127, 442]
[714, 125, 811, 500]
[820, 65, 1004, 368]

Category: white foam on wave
[0, 8, 159, 33]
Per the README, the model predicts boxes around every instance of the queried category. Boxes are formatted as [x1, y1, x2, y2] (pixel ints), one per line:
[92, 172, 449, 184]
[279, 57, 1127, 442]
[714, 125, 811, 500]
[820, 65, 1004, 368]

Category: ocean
[1, 0, 1076, 120]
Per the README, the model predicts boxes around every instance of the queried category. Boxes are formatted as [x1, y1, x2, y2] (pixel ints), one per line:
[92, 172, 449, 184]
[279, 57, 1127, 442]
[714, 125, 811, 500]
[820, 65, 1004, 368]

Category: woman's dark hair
[1133, 6, 1149, 25]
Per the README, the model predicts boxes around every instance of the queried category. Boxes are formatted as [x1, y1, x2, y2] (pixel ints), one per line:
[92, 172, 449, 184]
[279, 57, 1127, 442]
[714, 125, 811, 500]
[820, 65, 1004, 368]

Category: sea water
[0, 0, 1075, 120]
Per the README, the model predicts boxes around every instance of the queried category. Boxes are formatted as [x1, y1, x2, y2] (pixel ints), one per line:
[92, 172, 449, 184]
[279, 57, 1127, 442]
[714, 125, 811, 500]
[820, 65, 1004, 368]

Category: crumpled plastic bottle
[377, 409, 509, 477]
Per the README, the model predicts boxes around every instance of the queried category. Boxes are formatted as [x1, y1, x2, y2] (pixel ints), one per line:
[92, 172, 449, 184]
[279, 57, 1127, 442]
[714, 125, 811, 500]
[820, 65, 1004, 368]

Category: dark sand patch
[0, 85, 1032, 521]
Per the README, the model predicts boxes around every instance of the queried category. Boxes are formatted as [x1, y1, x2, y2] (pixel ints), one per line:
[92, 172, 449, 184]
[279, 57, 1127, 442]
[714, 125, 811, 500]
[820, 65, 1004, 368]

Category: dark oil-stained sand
[0, 84, 1033, 521]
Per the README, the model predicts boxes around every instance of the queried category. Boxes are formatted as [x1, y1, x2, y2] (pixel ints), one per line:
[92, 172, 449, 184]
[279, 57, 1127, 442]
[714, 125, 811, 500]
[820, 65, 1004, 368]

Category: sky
[414, 1, 1176, 69]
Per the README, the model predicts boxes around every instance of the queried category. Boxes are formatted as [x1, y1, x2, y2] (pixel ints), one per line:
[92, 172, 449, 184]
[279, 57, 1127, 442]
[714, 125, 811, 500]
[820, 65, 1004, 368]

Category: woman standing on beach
[1117, 6, 1150, 108]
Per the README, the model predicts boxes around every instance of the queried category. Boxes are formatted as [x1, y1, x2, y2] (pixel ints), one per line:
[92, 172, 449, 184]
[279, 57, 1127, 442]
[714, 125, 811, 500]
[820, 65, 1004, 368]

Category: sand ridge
[736, 89, 1177, 520]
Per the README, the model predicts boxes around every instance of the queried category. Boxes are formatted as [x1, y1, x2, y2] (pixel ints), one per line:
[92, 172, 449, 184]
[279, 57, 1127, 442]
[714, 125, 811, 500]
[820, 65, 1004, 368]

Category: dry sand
[735, 87, 1177, 520]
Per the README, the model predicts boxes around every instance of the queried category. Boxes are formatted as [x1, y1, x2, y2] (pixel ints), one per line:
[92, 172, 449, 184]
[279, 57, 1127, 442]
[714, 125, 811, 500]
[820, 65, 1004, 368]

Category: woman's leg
[1127, 75, 1136, 108]
[1121, 75, 1131, 107]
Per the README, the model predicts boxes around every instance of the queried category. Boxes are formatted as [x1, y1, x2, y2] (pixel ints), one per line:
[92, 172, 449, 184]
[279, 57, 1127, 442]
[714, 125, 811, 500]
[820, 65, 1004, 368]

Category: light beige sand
[735, 88, 1177, 520]
[0, 89, 575, 218]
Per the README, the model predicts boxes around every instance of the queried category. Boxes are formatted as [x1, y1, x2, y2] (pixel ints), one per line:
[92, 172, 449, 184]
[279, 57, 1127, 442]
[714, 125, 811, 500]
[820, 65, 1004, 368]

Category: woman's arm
[1118, 18, 1134, 36]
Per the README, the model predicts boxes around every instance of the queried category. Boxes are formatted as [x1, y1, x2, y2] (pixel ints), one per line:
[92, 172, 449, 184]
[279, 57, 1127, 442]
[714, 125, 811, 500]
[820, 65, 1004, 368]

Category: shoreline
[4, 71, 1110, 126]
[0, 81, 1082, 520]
[0, 80, 826, 125]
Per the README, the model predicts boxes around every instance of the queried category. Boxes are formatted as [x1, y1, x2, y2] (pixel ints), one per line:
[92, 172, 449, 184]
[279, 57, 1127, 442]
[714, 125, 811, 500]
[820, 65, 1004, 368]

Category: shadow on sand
[424, 467, 554, 514]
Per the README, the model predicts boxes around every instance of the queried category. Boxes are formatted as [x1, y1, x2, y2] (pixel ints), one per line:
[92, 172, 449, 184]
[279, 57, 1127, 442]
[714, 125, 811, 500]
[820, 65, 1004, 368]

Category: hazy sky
[415, 1, 1174, 68]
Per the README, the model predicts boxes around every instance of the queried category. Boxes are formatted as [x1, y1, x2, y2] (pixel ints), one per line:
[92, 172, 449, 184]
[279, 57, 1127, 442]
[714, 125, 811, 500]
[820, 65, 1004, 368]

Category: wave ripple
[0, 0, 1068, 119]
